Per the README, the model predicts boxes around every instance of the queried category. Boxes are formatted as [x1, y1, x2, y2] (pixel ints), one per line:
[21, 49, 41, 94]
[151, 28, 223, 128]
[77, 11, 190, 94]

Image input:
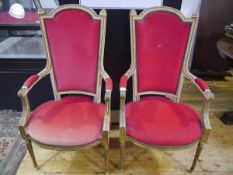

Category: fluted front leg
[103, 131, 109, 174]
[26, 138, 38, 169]
[120, 128, 126, 170]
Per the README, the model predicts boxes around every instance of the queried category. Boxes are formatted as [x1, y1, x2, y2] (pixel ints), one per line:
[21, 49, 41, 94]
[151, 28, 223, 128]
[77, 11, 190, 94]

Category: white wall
[180, 0, 202, 69]
[40, 0, 58, 8]
[80, 0, 163, 9]
[180, 0, 202, 17]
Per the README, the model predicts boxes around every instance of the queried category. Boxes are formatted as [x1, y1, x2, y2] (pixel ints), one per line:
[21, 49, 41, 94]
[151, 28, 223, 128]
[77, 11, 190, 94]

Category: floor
[17, 72, 233, 175]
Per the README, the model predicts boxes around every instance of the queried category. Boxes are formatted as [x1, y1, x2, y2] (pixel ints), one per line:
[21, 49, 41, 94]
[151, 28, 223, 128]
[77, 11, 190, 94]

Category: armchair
[17, 5, 112, 173]
[119, 7, 214, 172]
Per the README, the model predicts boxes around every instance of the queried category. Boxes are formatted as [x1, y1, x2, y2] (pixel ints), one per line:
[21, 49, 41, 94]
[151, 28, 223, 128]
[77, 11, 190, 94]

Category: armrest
[183, 71, 214, 131]
[23, 75, 39, 89]
[103, 77, 112, 100]
[105, 77, 113, 91]
[120, 75, 129, 90]
[18, 75, 39, 98]
[183, 71, 214, 100]
[18, 67, 49, 97]
[195, 78, 209, 92]
[18, 69, 49, 127]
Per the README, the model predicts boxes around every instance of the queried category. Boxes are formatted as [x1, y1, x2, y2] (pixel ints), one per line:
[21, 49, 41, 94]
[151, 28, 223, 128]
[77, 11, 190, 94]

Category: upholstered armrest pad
[120, 75, 129, 89]
[105, 77, 113, 91]
[195, 78, 209, 92]
[23, 75, 39, 89]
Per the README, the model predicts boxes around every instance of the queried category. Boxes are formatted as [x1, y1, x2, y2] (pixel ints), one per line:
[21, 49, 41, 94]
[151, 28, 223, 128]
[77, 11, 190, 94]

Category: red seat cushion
[126, 97, 203, 146]
[26, 97, 105, 146]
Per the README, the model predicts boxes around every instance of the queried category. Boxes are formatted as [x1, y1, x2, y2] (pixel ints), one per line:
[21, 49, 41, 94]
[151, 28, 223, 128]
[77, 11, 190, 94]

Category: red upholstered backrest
[44, 9, 100, 93]
[135, 11, 191, 94]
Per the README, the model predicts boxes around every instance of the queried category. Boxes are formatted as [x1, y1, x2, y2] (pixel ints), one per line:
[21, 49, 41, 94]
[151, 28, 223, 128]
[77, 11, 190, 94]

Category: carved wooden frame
[17, 4, 111, 173]
[119, 6, 214, 172]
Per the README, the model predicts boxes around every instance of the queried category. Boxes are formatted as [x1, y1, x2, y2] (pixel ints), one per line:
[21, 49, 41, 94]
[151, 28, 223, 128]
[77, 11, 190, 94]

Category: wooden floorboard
[17, 71, 233, 175]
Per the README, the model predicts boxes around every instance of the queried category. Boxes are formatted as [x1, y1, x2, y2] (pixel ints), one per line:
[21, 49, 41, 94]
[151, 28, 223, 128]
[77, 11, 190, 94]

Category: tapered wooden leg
[103, 131, 109, 174]
[19, 127, 38, 169]
[119, 127, 126, 170]
[104, 145, 109, 174]
[25, 139, 38, 169]
[120, 141, 126, 170]
[190, 141, 203, 172]
[190, 128, 211, 173]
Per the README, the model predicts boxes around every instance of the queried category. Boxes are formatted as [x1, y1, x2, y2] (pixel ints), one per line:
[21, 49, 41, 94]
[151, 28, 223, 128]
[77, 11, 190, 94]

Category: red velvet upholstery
[120, 75, 129, 89]
[126, 97, 203, 146]
[23, 75, 39, 88]
[44, 9, 100, 93]
[195, 78, 209, 91]
[135, 12, 191, 94]
[105, 78, 113, 91]
[26, 97, 105, 146]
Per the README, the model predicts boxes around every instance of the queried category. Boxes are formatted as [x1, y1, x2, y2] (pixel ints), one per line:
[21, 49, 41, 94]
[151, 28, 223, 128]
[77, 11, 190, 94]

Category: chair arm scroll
[18, 75, 39, 98]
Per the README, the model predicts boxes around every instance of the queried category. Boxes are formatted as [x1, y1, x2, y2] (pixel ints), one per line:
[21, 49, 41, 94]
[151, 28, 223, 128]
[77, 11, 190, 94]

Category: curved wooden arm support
[183, 71, 214, 137]
[119, 88, 127, 170]
[102, 76, 112, 132]
[120, 90, 126, 128]
[18, 92, 30, 128]
[119, 74, 131, 136]
[119, 90, 127, 144]
[103, 97, 111, 132]
[17, 68, 50, 127]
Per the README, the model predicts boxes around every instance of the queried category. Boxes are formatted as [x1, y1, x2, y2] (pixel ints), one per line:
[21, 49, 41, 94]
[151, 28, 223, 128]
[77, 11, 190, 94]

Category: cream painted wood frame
[17, 5, 111, 173]
[119, 6, 214, 172]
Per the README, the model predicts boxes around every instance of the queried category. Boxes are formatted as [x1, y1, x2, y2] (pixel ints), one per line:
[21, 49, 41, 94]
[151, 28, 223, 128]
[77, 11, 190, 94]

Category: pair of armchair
[18, 5, 214, 173]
